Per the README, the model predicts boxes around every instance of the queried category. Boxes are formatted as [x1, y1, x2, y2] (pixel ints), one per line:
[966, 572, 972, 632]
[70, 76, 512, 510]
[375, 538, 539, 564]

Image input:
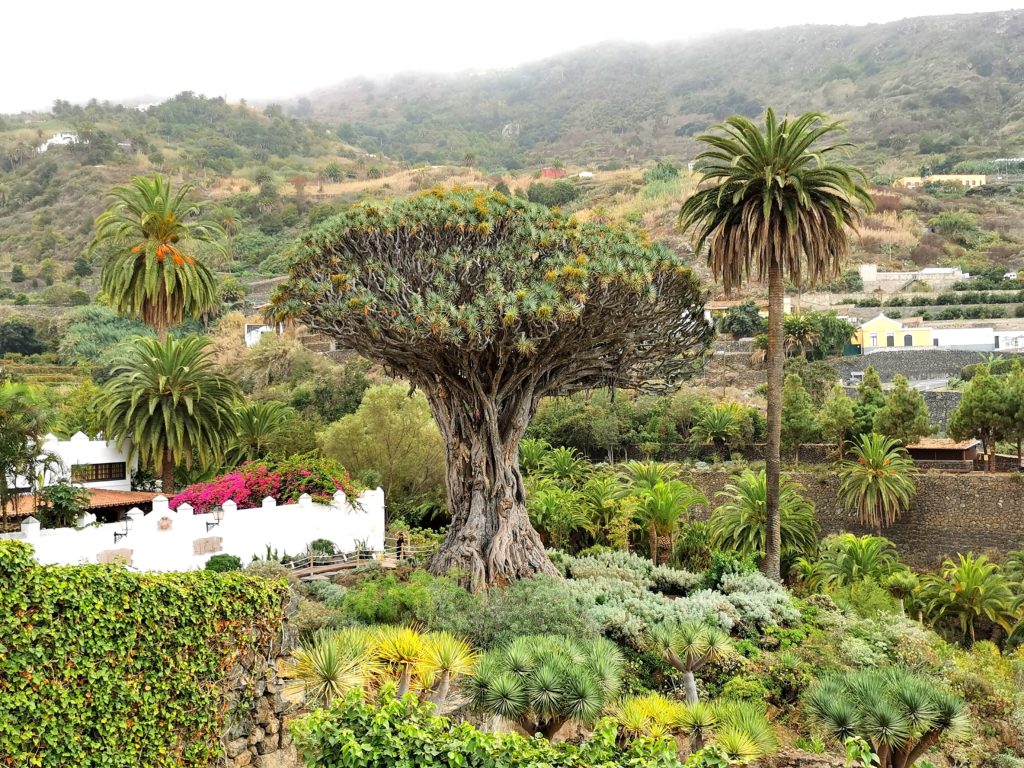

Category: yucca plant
[633, 480, 707, 565]
[920, 553, 1016, 645]
[285, 628, 381, 708]
[804, 668, 969, 768]
[839, 433, 917, 534]
[374, 625, 429, 697]
[677, 700, 719, 751]
[714, 700, 779, 762]
[466, 635, 623, 739]
[708, 469, 819, 564]
[418, 631, 478, 709]
[649, 621, 733, 704]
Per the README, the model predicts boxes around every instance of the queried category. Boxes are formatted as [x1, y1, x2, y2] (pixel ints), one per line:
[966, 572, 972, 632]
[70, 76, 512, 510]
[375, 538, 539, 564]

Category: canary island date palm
[91, 174, 224, 340]
[99, 335, 240, 494]
[804, 668, 968, 768]
[839, 433, 917, 535]
[225, 401, 292, 466]
[679, 110, 871, 580]
[273, 188, 712, 590]
[921, 553, 1016, 645]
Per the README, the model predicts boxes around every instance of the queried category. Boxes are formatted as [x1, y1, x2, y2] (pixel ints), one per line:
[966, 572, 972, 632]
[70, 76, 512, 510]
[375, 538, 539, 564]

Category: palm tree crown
[839, 433, 917, 534]
[99, 335, 240, 494]
[91, 174, 224, 339]
[679, 109, 871, 581]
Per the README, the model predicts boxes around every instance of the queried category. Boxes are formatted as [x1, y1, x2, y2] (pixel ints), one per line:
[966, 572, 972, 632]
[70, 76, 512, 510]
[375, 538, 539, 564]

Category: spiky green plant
[527, 486, 588, 549]
[649, 621, 733, 704]
[618, 460, 680, 491]
[633, 480, 706, 565]
[91, 174, 223, 340]
[466, 635, 623, 739]
[921, 553, 1016, 645]
[518, 438, 551, 476]
[615, 693, 688, 743]
[579, 472, 628, 544]
[225, 401, 292, 466]
[285, 628, 382, 708]
[690, 403, 744, 453]
[677, 700, 719, 751]
[374, 625, 429, 698]
[418, 631, 477, 709]
[679, 109, 871, 581]
[804, 534, 900, 590]
[99, 335, 239, 494]
[804, 668, 969, 768]
[714, 700, 779, 762]
[709, 469, 819, 562]
[539, 446, 591, 485]
[839, 433, 917, 534]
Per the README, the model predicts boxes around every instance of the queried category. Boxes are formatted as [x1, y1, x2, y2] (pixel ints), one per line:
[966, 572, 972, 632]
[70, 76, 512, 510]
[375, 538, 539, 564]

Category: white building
[36, 132, 80, 153]
[244, 322, 283, 348]
[39, 432, 136, 491]
[859, 263, 969, 293]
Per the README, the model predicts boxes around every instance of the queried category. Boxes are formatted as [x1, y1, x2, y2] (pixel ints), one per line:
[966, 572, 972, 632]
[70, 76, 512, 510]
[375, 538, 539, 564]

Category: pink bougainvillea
[170, 457, 359, 514]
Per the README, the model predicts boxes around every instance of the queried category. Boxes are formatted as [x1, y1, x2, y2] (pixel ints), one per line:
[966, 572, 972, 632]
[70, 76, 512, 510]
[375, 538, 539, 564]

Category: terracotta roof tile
[87, 489, 159, 509]
[906, 438, 980, 450]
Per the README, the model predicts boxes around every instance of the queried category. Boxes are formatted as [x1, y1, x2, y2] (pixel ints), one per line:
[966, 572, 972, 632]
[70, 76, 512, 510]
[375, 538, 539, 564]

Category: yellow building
[894, 174, 987, 189]
[852, 314, 934, 352]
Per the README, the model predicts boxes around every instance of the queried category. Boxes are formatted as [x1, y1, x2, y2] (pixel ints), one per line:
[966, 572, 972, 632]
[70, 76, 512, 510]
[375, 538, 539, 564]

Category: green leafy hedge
[0, 540, 288, 767]
[290, 692, 692, 767]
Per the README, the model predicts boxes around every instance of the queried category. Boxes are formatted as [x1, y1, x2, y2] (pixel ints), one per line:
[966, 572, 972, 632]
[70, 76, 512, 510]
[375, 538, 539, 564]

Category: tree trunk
[648, 522, 659, 566]
[161, 447, 175, 496]
[426, 387, 558, 592]
[682, 670, 699, 704]
[762, 264, 784, 581]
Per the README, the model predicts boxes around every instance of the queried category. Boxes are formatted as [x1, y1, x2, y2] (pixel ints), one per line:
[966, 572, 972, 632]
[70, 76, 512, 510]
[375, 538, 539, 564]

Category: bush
[0, 540, 286, 766]
[304, 579, 348, 608]
[290, 693, 683, 767]
[204, 554, 243, 572]
[526, 180, 580, 208]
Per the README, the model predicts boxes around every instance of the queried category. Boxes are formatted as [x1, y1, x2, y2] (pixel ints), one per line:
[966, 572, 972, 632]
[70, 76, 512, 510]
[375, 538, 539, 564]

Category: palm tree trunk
[763, 264, 784, 581]
[161, 447, 175, 496]
[682, 670, 699, 704]
[648, 522, 658, 566]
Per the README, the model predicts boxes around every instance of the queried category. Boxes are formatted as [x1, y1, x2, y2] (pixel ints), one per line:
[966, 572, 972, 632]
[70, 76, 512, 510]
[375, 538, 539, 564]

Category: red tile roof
[87, 489, 159, 509]
[906, 438, 980, 450]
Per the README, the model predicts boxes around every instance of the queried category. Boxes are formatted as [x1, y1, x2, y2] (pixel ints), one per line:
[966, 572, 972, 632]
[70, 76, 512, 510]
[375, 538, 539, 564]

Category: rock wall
[686, 469, 1024, 568]
[833, 349, 1024, 382]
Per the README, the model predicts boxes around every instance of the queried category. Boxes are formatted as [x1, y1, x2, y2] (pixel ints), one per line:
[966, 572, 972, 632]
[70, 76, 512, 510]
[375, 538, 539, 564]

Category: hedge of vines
[0, 540, 288, 767]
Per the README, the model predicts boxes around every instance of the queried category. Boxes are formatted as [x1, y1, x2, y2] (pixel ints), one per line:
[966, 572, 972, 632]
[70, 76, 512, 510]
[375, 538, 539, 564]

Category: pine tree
[853, 365, 885, 436]
[781, 373, 819, 462]
[873, 374, 932, 445]
[819, 383, 856, 459]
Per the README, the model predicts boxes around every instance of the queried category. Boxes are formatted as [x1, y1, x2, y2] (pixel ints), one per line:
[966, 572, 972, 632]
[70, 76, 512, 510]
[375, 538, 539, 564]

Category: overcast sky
[3, 1, 1018, 113]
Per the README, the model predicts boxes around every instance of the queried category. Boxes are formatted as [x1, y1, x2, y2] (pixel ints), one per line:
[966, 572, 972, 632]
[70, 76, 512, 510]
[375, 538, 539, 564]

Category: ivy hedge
[290, 693, 697, 768]
[0, 540, 288, 767]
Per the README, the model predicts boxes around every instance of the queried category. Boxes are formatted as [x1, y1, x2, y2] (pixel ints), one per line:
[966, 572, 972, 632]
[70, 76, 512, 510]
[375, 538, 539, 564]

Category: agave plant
[648, 621, 733, 704]
[466, 635, 623, 739]
[633, 480, 707, 565]
[839, 433, 917, 534]
[920, 553, 1016, 645]
[708, 469, 819, 562]
[285, 627, 382, 708]
[804, 668, 969, 768]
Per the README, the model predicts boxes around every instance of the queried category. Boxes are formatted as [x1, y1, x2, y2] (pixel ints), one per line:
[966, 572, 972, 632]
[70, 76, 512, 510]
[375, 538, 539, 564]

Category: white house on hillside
[36, 132, 81, 153]
[39, 433, 136, 491]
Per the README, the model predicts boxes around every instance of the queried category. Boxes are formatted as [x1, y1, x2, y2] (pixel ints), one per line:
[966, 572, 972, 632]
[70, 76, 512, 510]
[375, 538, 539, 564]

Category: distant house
[894, 174, 987, 189]
[36, 131, 80, 153]
[853, 314, 934, 352]
[540, 167, 566, 179]
[906, 438, 981, 472]
[40, 433, 137, 492]
[577, 171, 594, 179]
[858, 263, 968, 292]
[244, 321, 283, 348]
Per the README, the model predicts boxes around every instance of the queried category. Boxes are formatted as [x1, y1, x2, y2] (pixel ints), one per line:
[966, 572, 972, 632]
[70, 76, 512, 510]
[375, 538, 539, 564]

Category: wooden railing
[285, 537, 437, 578]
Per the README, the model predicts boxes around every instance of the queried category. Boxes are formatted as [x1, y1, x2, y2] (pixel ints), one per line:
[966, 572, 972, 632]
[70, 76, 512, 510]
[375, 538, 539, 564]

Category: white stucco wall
[4, 489, 386, 571]
[932, 327, 995, 351]
[40, 432, 136, 491]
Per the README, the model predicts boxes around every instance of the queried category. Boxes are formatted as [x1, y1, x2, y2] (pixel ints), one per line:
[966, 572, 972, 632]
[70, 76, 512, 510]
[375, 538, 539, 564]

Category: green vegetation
[0, 540, 287, 766]
[839, 433, 917, 534]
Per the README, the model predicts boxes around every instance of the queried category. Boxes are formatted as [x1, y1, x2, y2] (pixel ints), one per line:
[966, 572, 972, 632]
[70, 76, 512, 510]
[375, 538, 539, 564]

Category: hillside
[307, 10, 1024, 172]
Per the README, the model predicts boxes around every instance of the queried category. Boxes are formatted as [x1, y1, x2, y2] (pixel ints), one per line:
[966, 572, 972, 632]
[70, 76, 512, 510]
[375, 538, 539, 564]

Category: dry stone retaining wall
[686, 469, 1024, 567]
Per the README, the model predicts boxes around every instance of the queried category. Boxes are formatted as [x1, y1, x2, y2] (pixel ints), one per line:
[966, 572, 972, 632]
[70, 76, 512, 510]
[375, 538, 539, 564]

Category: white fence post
[151, 495, 169, 515]
[262, 497, 276, 509]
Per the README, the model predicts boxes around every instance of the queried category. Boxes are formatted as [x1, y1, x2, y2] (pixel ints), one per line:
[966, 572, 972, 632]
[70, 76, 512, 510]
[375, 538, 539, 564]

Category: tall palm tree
[99, 335, 240, 494]
[90, 174, 224, 341]
[839, 433, 917, 534]
[679, 110, 871, 580]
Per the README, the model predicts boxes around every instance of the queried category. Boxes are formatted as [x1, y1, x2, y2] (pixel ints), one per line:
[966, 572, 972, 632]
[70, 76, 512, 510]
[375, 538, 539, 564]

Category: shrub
[204, 554, 243, 572]
[290, 693, 683, 767]
[305, 579, 348, 608]
[0, 540, 286, 766]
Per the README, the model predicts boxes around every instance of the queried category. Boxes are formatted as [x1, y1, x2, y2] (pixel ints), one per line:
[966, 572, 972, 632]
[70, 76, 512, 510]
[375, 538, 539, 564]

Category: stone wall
[833, 349, 1024, 382]
[686, 469, 1024, 568]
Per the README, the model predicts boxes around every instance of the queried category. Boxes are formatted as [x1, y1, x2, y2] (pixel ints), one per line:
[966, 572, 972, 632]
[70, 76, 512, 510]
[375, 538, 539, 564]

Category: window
[72, 462, 127, 483]
[870, 333, 878, 347]
[933, 339, 939, 347]
[886, 334, 895, 347]
[904, 334, 913, 347]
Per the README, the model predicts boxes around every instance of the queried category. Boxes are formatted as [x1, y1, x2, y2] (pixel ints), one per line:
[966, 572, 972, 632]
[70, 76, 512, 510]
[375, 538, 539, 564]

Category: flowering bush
[170, 455, 359, 513]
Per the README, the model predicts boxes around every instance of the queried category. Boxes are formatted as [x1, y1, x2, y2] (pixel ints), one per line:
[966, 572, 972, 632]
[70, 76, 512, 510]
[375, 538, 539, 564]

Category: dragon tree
[272, 189, 711, 590]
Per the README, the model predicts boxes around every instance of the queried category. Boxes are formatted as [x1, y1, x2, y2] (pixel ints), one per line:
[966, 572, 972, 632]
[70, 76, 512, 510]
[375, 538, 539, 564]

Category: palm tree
[689, 403, 742, 456]
[90, 174, 224, 340]
[538, 446, 590, 485]
[804, 533, 900, 589]
[921, 553, 1016, 645]
[226, 401, 292, 466]
[708, 469, 820, 562]
[618, 460, 680, 492]
[526, 486, 588, 549]
[679, 109, 871, 580]
[648, 621, 733, 704]
[634, 480, 706, 565]
[783, 313, 822, 358]
[99, 335, 240, 495]
[839, 433, 917, 534]
[0, 383, 50, 529]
